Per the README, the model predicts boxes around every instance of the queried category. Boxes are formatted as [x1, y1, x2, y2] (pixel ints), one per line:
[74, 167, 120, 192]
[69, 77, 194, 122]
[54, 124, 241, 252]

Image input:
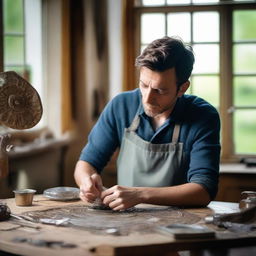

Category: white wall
[25, 0, 42, 96]
[25, 0, 44, 127]
[42, 0, 62, 137]
[107, 0, 123, 99]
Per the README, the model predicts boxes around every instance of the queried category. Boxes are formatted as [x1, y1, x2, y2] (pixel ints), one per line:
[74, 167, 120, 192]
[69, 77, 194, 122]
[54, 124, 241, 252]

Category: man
[74, 36, 220, 211]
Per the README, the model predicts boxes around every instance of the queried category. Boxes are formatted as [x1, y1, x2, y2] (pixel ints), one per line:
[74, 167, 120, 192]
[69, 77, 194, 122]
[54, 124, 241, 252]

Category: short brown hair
[135, 36, 194, 87]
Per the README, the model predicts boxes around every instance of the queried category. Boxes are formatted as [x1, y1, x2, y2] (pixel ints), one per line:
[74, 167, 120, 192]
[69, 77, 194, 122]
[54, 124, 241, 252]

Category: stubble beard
[142, 87, 180, 118]
[143, 102, 176, 118]
[144, 104, 163, 118]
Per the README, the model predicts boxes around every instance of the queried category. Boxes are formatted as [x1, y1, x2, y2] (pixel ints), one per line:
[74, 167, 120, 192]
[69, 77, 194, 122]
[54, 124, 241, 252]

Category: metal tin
[239, 197, 256, 209]
[13, 189, 36, 206]
[239, 191, 256, 209]
[43, 187, 80, 201]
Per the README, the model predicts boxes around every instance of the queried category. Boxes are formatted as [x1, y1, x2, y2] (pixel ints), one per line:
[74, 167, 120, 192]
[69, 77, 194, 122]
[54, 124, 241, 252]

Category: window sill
[220, 163, 256, 174]
[8, 135, 71, 159]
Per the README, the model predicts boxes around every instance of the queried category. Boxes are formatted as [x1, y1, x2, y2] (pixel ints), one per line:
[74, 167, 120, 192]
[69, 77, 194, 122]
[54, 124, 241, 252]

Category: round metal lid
[43, 187, 80, 201]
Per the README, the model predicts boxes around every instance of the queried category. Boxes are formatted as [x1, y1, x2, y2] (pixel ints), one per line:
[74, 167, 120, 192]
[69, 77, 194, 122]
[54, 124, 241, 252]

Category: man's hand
[79, 173, 103, 203]
[101, 185, 142, 211]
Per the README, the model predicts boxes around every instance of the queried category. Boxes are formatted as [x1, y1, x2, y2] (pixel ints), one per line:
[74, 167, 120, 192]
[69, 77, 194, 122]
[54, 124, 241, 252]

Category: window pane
[234, 77, 256, 107]
[234, 110, 256, 154]
[141, 45, 147, 54]
[167, 0, 190, 4]
[4, 36, 24, 65]
[3, 0, 24, 33]
[186, 86, 192, 95]
[233, 44, 256, 74]
[233, 10, 256, 41]
[142, 0, 165, 6]
[193, 12, 219, 42]
[4, 66, 29, 79]
[141, 14, 165, 44]
[191, 76, 219, 107]
[25, 0, 43, 92]
[192, 0, 219, 3]
[167, 13, 191, 42]
[193, 44, 219, 73]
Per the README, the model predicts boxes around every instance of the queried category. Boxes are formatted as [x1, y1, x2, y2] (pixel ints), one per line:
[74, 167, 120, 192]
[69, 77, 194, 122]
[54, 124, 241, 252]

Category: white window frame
[133, 1, 256, 162]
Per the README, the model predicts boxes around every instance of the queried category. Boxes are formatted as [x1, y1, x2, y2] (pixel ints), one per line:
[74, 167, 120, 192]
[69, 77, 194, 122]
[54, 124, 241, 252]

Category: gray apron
[117, 114, 183, 187]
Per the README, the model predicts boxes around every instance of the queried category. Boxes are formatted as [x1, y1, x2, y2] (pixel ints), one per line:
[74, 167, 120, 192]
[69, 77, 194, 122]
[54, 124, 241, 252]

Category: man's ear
[177, 81, 190, 97]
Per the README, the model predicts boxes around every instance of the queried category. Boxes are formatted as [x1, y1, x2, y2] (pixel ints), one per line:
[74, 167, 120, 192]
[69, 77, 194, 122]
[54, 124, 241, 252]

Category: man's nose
[144, 88, 155, 103]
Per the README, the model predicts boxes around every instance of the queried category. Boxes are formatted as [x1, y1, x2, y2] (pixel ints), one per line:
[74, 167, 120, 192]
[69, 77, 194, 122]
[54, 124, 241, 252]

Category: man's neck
[151, 108, 173, 131]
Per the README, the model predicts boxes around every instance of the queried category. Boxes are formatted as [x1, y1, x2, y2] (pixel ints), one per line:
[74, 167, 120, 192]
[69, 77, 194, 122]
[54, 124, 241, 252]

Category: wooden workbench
[0, 195, 255, 256]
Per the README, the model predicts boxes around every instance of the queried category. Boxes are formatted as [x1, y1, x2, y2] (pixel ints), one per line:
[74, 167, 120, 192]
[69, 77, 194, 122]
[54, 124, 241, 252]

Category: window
[233, 9, 256, 154]
[134, 0, 256, 160]
[1, 0, 43, 128]
[3, 0, 26, 76]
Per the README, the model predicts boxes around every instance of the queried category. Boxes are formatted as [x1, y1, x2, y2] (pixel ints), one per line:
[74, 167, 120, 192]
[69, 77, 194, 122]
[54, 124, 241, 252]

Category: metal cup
[13, 189, 36, 206]
[239, 191, 256, 209]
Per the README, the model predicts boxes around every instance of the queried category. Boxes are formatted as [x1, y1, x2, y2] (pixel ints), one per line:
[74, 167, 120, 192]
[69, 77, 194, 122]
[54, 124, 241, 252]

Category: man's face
[139, 67, 188, 118]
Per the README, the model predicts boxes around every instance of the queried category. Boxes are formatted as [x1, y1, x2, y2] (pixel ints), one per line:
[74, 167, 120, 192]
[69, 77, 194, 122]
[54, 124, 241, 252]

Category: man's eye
[140, 82, 148, 88]
[157, 89, 165, 95]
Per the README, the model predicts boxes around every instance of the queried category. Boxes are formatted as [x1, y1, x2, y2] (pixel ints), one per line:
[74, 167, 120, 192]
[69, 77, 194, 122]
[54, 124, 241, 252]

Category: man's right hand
[79, 173, 103, 203]
[74, 160, 104, 203]
[80, 173, 102, 203]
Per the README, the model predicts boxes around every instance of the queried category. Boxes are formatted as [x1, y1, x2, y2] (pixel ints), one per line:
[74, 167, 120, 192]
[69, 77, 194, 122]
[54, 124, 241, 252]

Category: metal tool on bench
[0, 202, 40, 230]
[157, 223, 215, 239]
[205, 191, 256, 232]
[239, 191, 256, 209]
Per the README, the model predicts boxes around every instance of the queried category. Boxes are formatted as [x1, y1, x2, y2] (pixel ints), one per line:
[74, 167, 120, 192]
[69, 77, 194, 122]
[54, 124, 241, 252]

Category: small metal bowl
[13, 189, 36, 206]
[239, 197, 256, 209]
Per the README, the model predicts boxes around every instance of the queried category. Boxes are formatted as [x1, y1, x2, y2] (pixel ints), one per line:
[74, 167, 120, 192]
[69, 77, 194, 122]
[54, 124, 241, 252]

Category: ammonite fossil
[0, 71, 43, 129]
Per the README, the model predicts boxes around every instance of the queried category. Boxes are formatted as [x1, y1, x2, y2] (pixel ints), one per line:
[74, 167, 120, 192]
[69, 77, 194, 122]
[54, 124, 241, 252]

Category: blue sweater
[80, 89, 221, 199]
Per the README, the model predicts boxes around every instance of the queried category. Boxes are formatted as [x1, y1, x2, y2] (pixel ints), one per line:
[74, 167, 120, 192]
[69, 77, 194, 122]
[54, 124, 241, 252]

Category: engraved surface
[0, 71, 43, 129]
[23, 205, 201, 236]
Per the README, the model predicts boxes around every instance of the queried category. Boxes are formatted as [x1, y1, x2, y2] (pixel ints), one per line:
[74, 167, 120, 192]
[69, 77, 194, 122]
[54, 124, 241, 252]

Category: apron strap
[128, 101, 181, 142]
[172, 123, 181, 143]
[128, 103, 142, 132]
[129, 116, 181, 143]
[128, 115, 140, 132]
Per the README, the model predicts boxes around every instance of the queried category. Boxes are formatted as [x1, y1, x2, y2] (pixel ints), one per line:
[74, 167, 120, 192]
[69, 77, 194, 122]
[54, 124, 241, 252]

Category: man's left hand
[101, 185, 142, 211]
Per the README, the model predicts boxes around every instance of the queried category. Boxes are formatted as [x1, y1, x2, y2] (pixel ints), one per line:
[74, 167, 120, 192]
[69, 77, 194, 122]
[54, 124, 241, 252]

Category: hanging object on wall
[0, 71, 43, 179]
[0, 71, 43, 129]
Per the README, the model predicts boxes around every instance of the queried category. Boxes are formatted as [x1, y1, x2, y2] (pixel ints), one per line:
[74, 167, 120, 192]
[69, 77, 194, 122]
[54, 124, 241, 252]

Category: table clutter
[0, 190, 255, 256]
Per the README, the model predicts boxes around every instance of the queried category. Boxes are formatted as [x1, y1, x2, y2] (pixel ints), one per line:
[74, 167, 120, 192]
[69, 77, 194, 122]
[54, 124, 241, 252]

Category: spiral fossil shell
[0, 71, 43, 129]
